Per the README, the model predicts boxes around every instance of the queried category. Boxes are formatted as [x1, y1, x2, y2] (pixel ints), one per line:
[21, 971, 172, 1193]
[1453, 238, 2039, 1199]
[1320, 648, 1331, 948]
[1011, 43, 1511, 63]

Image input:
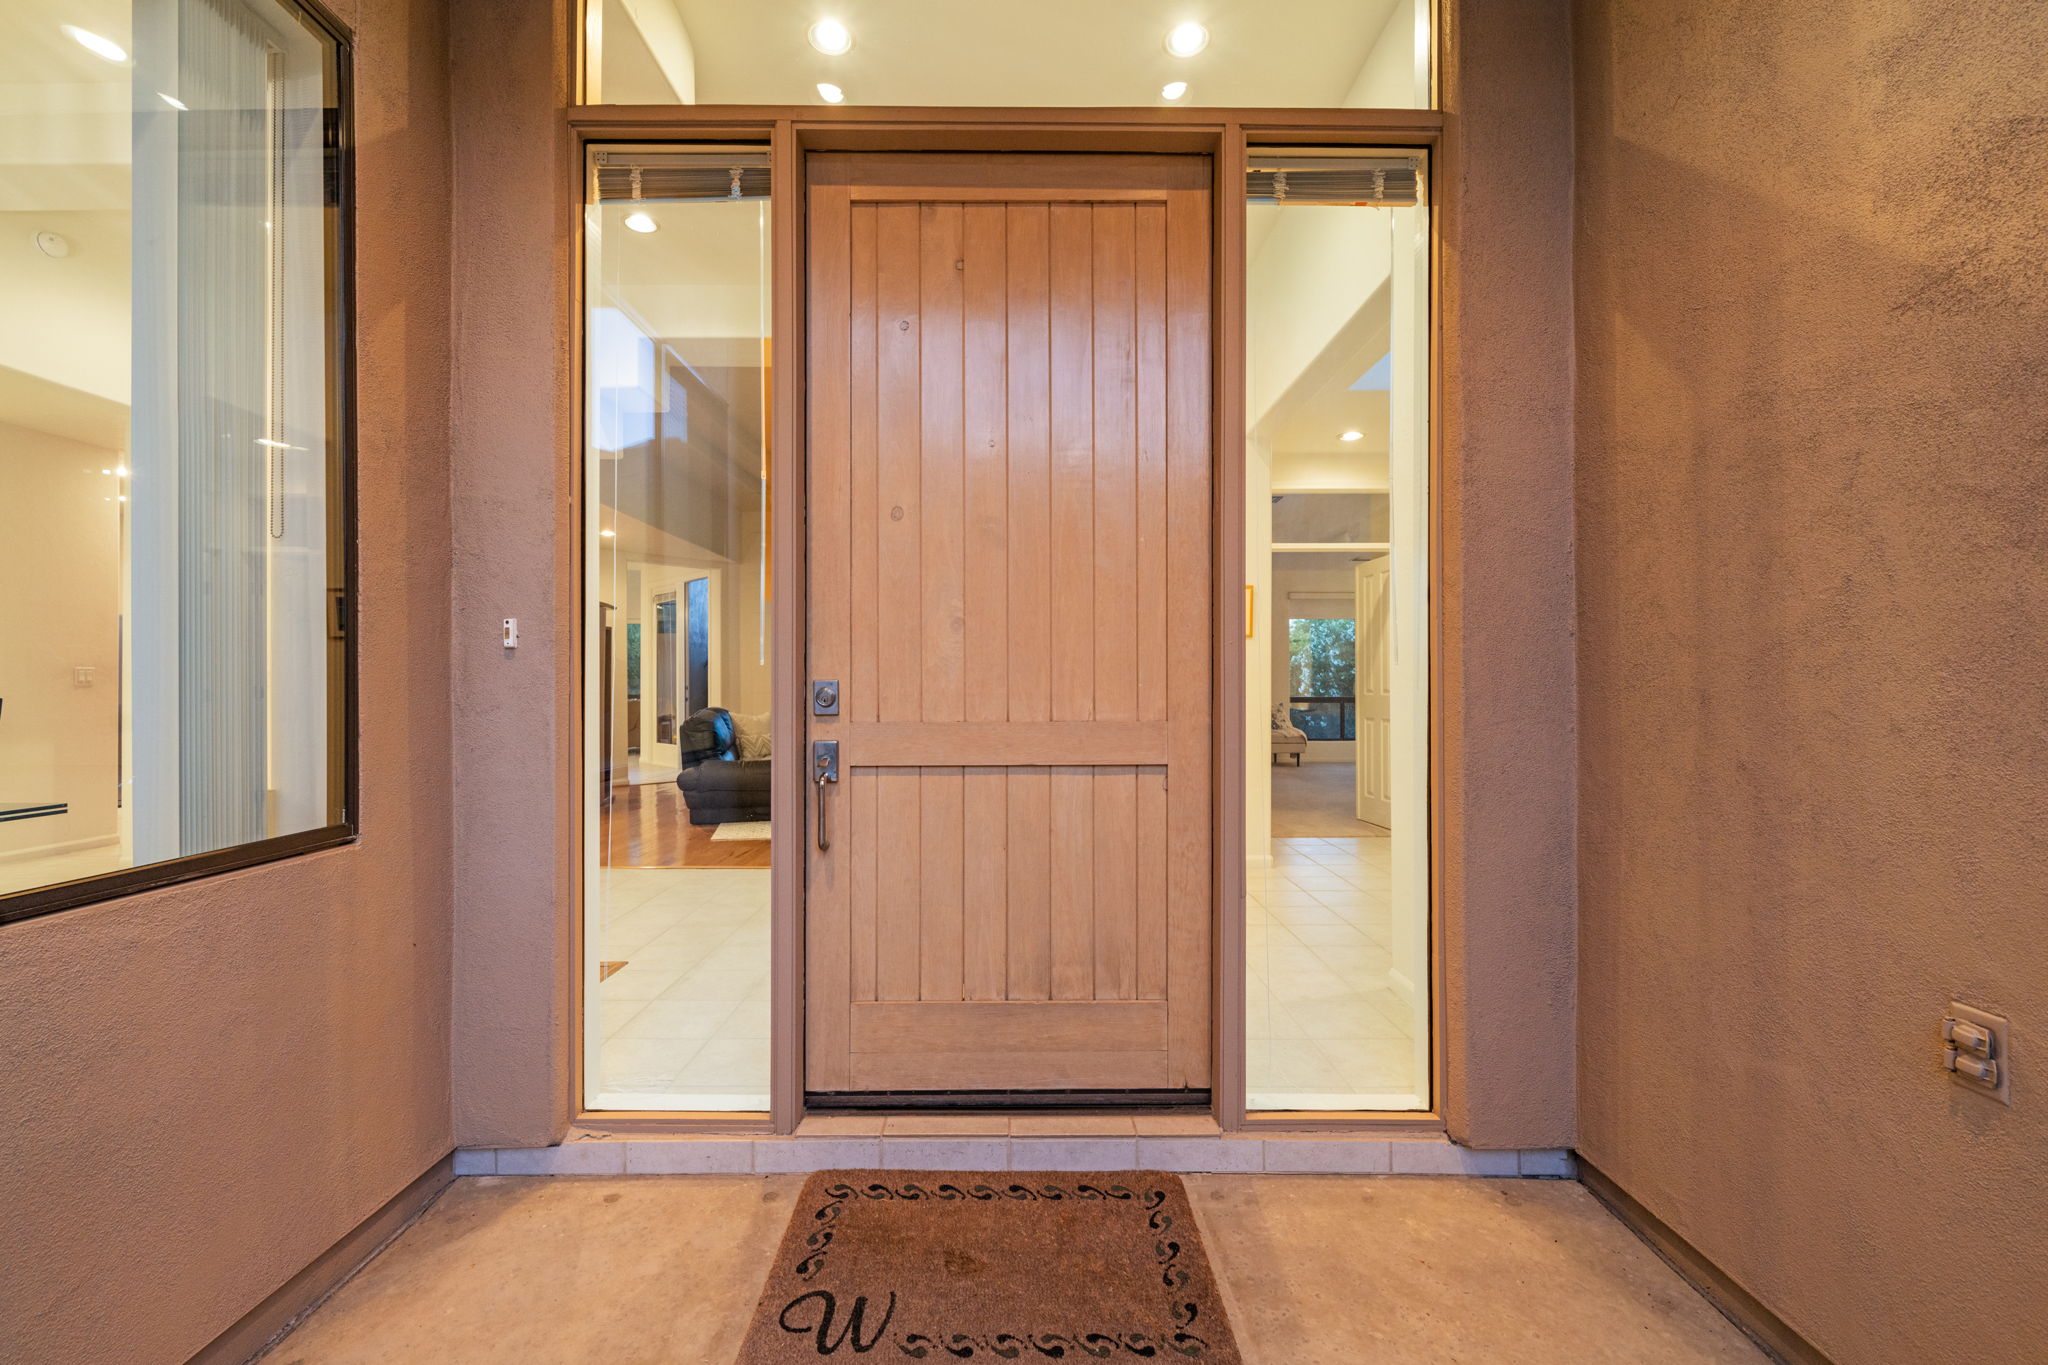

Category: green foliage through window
[1288, 618, 1355, 698]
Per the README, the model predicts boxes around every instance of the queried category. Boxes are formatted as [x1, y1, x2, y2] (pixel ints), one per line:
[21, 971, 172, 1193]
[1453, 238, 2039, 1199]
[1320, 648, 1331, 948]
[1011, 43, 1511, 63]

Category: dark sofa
[674, 707, 770, 825]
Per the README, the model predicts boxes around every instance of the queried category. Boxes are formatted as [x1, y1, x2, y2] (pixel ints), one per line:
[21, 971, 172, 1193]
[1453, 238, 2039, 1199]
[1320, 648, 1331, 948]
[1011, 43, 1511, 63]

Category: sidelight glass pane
[0, 0, 346, 911]
[584, 146, 774, 1110]
[582, 0, 1433, 109]
[1246, 150, 1430, 1111]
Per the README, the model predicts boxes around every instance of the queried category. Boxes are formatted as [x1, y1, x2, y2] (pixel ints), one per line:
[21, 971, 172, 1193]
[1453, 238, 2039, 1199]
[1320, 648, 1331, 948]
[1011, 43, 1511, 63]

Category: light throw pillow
[731, 710, 773, 760]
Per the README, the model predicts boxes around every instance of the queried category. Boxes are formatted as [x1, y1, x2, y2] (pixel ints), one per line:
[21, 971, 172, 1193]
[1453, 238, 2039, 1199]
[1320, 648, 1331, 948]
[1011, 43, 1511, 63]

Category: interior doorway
[802, 153, 1215, 1099]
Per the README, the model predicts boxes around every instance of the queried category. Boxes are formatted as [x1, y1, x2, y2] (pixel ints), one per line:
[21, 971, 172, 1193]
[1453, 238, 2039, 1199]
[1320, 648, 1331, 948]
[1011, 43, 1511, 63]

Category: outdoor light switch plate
[1946, 1001, 2011, 1106]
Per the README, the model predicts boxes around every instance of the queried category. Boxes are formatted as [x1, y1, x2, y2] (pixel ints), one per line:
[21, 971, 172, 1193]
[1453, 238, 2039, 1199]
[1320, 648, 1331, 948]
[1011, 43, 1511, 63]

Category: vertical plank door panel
[918, 204, 966, 724]
[1091, 203, 1139, 724]
[874, 202, 922, 725]
[918, 765, 965, 1001]
[807, 156, 1209, 1095]
[962, 766, 1008, 1000]
[962, 205, 1010, 724]
[1047, 203, 1095, 724]
[1135, 202, 1170, 725]
[849, 204, 880, 724]
[1005, 767, 1053, 1000]
[1005, 204, 1052, 726]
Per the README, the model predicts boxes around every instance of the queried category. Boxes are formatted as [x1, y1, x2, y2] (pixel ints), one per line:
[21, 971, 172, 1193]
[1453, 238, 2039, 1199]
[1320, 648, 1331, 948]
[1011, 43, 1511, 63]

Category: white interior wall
[1245, 438, 1273, 864]
[1385, 205, 1431, 1080]
[596, 0, 697, 103]
[0, 420, 123, 859]
[1246, 209, 1392, 436]
[1343, 0, 1432, 110]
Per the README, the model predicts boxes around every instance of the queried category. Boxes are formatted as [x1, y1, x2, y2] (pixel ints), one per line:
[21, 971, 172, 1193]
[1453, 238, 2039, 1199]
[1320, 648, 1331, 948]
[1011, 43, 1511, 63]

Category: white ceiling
[0, 3, 132, 215]
[596, 200, 769, 341]
[664, 0, 1402, 107]
[0, 2, 132, 86]
[1258, 245, 1395, 486]
[2, 2, 135, 440]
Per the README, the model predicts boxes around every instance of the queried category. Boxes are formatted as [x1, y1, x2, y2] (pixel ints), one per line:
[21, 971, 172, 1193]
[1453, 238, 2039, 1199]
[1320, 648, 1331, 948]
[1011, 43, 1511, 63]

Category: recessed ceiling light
[600, 528, 616, 538]
[623, 211, 658, 233]
[807, 18, 853, 55]
[159, 92, 188, 110]
[816, 82, 845, 103]
[1339, 430, 1364, 442]
[1161, 81, 1189, 100]
[62, 25, 128, 63]
[1165, 22, 1209, 57]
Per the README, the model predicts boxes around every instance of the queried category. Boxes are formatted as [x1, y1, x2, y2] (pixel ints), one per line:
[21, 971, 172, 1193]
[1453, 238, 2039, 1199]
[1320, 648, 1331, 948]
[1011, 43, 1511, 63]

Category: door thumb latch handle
[812, 740, 839, 852]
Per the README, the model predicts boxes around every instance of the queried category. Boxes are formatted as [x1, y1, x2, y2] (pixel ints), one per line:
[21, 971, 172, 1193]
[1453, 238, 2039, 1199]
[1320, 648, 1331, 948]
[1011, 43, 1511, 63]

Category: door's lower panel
[845, 1001, 1170, 1089]
[853, 1001, 1167, 1053]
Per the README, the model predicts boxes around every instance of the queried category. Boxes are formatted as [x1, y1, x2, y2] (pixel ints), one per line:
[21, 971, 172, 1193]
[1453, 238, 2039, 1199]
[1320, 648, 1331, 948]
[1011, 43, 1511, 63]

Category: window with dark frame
[0, 0, 353, 926]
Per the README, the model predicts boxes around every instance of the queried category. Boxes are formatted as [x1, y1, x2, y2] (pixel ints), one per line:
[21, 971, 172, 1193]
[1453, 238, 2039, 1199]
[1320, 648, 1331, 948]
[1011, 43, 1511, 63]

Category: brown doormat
[738, 1171, 1241, 1362]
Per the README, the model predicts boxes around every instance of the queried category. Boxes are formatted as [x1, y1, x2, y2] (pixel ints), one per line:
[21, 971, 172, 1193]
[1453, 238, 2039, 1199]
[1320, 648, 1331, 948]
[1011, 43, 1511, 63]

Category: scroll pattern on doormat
[738, 1171, 1242, 1362]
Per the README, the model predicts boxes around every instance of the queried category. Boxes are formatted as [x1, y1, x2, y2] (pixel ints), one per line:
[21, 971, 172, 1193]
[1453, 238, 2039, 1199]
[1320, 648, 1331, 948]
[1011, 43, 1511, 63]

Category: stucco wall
[0, 1, 455, 1360]
[447, 0, 576, 1147]
[1437, 0, 1579, 1148]
[1574, 3, 2048, 1362]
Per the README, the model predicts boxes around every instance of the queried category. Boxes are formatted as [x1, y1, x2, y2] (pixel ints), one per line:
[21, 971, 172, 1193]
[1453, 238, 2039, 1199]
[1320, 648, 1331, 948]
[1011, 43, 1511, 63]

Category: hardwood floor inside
[599, 781, 770, 870]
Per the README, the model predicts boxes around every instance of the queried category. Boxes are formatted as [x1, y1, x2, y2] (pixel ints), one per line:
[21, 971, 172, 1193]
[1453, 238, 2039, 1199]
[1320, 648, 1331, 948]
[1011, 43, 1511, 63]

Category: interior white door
[1354, 556, 1393, 828]
[637, 565, 719, 778]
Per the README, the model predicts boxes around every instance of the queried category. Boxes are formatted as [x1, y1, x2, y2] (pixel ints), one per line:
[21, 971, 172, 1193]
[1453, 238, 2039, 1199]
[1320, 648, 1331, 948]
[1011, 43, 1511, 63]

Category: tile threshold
[457, 1135, 1575, 1179]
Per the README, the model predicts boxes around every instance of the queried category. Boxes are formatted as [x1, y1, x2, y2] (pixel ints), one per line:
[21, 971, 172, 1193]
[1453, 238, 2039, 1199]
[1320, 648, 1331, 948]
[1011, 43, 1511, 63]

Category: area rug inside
[710, 820, 773, 842]
[738, 1170, 1241, 1362]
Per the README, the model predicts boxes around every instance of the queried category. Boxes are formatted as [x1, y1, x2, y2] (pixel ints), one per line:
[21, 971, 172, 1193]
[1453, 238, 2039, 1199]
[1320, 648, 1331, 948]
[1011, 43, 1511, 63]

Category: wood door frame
[566, 106, 1447, 1136]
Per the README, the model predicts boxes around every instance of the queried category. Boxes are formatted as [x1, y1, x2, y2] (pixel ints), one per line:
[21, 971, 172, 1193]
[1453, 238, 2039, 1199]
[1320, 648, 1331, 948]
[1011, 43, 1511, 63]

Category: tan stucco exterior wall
[0, 1, 456, 1361]
[1573, 3, 2048, 1363]
[446, 0, 577, 1148]
[1438, 0, 1580, 1149]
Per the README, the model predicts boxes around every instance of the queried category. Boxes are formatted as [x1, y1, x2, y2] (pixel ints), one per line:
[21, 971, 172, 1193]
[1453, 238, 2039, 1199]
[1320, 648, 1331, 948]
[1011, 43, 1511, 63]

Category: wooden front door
[805, 153, 1213, 1095]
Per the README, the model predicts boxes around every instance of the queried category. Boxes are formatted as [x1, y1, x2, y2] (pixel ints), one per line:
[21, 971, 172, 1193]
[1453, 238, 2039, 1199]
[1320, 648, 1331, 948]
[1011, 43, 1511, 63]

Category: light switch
[1944, 1002, 2011, 1105]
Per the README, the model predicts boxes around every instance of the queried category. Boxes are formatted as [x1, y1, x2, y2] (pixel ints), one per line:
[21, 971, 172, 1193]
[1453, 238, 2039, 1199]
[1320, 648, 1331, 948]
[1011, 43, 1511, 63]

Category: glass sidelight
[583, 146, 774, 1110]
[1244, 150, 1431, 1112]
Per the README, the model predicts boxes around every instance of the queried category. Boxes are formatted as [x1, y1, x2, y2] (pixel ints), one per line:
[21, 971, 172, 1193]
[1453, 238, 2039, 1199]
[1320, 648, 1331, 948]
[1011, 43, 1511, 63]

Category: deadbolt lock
[812, 679, 840, 715]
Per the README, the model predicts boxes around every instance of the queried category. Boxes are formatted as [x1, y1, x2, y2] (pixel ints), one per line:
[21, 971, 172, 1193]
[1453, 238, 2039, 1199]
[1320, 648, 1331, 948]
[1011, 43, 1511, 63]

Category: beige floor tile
[1131, 1113, 1222, 1135]
[1008, 1115, 1137, 1135]
[881, 1114, 1010, 1135]
[793, 1115, 884, 1135]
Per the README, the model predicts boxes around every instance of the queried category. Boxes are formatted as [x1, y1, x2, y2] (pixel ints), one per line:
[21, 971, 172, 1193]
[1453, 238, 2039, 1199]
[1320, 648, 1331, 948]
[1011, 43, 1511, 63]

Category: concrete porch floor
[266, 1174, 1766, 1364]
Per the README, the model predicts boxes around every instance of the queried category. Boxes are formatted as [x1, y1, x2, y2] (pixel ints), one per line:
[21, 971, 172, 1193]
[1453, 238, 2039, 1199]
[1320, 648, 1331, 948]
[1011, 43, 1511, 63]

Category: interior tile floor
[1249, 834, 1422, 1109]
[593, 837, 1413, 1112]
[269, 1174, 1767, 1364]
[593, 866, 771, 1109]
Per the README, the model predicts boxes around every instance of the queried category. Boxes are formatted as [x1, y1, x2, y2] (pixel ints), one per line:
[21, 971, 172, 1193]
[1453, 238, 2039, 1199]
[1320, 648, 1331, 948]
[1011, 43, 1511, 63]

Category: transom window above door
[582, 0, 1433, 109]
